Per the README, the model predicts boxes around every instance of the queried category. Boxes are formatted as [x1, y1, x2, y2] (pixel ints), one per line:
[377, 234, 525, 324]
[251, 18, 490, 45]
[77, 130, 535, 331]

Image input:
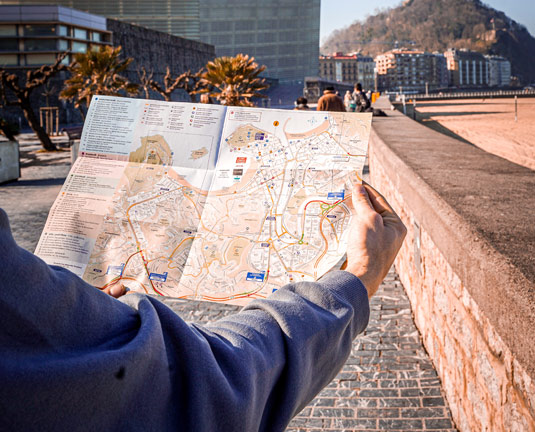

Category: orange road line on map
[313, 196, 352, 277]
[138, 249, 163, 295]
[168, 236, 194, 260]
[100, 250, 142, 290]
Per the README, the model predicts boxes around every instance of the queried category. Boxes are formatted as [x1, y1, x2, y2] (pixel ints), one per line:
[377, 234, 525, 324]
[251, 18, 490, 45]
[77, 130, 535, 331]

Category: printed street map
[36, 96, 372, 305]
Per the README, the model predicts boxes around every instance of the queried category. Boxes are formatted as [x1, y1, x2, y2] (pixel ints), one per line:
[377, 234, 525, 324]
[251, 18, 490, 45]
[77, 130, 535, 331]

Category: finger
[109, 284, 127, 298]
[362, 182, 395, 215]
[351, 182, 375, 214]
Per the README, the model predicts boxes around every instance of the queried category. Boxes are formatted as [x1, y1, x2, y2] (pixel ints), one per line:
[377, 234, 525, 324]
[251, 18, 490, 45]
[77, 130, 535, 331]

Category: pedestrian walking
[294, 96, 310, 110]
[317, 86, 346, 112]
[352, 83, 371, 112]
[344, 90, 353, 111]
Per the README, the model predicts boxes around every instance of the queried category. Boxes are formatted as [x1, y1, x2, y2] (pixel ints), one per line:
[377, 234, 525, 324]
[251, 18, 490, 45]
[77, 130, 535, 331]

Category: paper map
[36, 96, 372, 305]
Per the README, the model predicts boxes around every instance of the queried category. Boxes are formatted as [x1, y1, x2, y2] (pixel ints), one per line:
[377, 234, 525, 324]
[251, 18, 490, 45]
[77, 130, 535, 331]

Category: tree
[0, 53, 67, 151]
[196, 54, 269, 107]
[148, 67, 202, 102]
[60, 46, 138, 119]
[0, 118, 19, 141]
[138, 67, 154, 99]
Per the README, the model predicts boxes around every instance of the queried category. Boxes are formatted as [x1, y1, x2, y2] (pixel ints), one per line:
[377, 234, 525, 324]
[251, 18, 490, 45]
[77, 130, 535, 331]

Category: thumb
[351, 182, 374, 214]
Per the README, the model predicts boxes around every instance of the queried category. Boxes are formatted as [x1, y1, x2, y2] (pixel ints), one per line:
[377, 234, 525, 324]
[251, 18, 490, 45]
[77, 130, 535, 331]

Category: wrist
[344, 266, 378, 298]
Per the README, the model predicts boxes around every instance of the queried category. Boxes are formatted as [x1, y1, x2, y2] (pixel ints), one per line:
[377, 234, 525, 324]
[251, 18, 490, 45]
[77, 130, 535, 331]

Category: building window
[58, 25, 69, 37]
[258, 32, 276, 43]
[73, 28, 88, 40]
[0, 24, 17, 36]
[0, 38, 18, 52]
[91, 32, 102, 42]
[23, 39, 57, 52]
[25, 53, 56, 65]
[58, 39, 69, 51]
[212, 34, 232, 45]
[23, 24, 56, 37]
[0, 54, 18, 66]
[72, 41, 88, 53]
[211, 21, 232, 32]
[235, 21, 255, 31]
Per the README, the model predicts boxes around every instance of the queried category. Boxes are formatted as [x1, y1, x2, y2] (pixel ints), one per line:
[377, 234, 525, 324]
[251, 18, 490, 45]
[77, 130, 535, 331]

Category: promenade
[0, 135, 457, 432]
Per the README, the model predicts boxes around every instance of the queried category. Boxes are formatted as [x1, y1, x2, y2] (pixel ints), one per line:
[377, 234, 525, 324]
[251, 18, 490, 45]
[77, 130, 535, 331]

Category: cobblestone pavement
[0, 137, 71, 252]
[2, 134, 457, 431]
[163, 272, 457, 432]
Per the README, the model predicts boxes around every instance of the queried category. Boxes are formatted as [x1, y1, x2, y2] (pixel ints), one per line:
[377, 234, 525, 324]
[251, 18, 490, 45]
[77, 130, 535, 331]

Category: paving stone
[378, 419, 424, 429]
[425, 418, 455, 429]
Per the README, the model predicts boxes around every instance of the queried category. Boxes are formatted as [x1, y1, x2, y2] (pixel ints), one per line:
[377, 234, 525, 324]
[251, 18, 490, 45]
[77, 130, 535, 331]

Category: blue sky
[320, 0, 535, 43]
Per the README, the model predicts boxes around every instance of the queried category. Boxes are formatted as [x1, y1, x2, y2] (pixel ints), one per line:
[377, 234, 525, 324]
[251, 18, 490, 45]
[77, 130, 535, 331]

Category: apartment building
[319, 52, 375, 90]
[375, 49, 448, 92]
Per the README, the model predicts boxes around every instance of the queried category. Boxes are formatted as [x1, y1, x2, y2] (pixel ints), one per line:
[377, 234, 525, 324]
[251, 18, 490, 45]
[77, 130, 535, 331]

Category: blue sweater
[0, 208, 370, 431]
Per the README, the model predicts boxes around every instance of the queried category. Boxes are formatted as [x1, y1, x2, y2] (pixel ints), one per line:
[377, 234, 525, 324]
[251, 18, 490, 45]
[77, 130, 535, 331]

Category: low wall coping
[370, 97, 535, 376]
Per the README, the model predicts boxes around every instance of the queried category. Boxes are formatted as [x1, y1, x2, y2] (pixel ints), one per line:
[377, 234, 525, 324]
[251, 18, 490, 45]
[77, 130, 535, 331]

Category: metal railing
[409, 89, 535, 100]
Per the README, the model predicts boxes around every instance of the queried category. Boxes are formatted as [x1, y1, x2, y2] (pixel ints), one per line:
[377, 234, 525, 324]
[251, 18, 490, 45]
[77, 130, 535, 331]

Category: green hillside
[321, 0, 535, 84]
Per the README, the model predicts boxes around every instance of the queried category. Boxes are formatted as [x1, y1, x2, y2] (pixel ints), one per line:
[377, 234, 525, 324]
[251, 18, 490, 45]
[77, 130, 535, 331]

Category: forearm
[133, 270, 369, 431]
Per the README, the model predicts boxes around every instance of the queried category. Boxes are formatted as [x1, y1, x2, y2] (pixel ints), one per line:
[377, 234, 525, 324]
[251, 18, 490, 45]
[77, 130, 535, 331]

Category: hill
[321, 0, 535, 84]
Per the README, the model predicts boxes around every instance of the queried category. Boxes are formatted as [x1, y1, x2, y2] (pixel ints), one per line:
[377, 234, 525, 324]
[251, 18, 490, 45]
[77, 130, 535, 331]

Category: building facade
[375, 49, 448, 92]
[0, 0, 320, 82]
[0, 5, 111, 68]
[444, 48, 489, 88]
[319, 52, 375, 90]
[0, 5, 215, 124]
[486, 55, 511, 87]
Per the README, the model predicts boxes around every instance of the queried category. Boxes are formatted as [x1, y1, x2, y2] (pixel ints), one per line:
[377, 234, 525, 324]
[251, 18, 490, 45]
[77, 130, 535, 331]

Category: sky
[320, 0, 535, 44]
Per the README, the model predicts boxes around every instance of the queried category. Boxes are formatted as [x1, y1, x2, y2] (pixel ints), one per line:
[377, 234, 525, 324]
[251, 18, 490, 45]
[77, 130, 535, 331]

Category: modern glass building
[0, 0, 320, 81]
[198, 0, 320, 81]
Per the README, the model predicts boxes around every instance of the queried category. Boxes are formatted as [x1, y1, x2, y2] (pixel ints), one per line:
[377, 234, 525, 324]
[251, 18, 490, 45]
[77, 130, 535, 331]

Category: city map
[36, 96, 372, 305]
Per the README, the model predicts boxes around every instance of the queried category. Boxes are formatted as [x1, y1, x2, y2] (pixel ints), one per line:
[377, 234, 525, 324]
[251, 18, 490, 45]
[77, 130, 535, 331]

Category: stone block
[476, 351, 502, 406]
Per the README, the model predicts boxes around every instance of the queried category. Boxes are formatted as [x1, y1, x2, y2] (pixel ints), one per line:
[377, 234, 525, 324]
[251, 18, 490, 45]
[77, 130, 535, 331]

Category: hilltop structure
[321, 0, 535, 84]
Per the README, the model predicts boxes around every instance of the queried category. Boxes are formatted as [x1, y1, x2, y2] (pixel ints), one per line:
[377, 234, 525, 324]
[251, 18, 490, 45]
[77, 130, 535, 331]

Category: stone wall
[107, 18, 215, 102]
[368, 101, 535, 431]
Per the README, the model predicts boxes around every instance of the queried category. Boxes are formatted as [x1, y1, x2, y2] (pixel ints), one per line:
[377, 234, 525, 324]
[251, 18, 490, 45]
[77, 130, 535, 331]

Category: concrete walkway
[0, 135, 457, 431]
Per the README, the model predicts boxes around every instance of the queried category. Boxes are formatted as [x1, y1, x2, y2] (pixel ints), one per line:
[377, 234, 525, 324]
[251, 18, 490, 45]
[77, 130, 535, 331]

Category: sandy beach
[415, 98, 535, 170]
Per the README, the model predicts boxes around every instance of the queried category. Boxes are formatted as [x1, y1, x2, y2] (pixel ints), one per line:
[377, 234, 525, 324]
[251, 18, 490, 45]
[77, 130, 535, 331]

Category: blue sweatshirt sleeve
[0, 208, 369, 432]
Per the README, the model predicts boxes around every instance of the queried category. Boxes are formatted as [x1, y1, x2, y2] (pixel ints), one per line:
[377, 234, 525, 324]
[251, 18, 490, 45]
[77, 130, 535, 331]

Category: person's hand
[98, 283, 128, 299]
[344, 177, 407, 298]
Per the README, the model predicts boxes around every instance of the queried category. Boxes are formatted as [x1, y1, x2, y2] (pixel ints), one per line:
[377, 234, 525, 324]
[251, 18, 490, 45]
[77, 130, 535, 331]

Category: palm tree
[60, 46, 138, 119]
[196, 54, 269, 106]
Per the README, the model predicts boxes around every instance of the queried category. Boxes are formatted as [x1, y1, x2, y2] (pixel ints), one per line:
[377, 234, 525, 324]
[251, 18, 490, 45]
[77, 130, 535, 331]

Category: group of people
[295, 83, 371, 113]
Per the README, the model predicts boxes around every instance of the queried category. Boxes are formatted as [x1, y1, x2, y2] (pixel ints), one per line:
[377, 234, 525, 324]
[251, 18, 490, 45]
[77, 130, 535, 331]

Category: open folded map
[36, 96, 372, 305]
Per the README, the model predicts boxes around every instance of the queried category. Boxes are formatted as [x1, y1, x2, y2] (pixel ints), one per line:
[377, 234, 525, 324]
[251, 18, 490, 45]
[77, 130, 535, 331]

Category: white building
[486, 55, 511, 87]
